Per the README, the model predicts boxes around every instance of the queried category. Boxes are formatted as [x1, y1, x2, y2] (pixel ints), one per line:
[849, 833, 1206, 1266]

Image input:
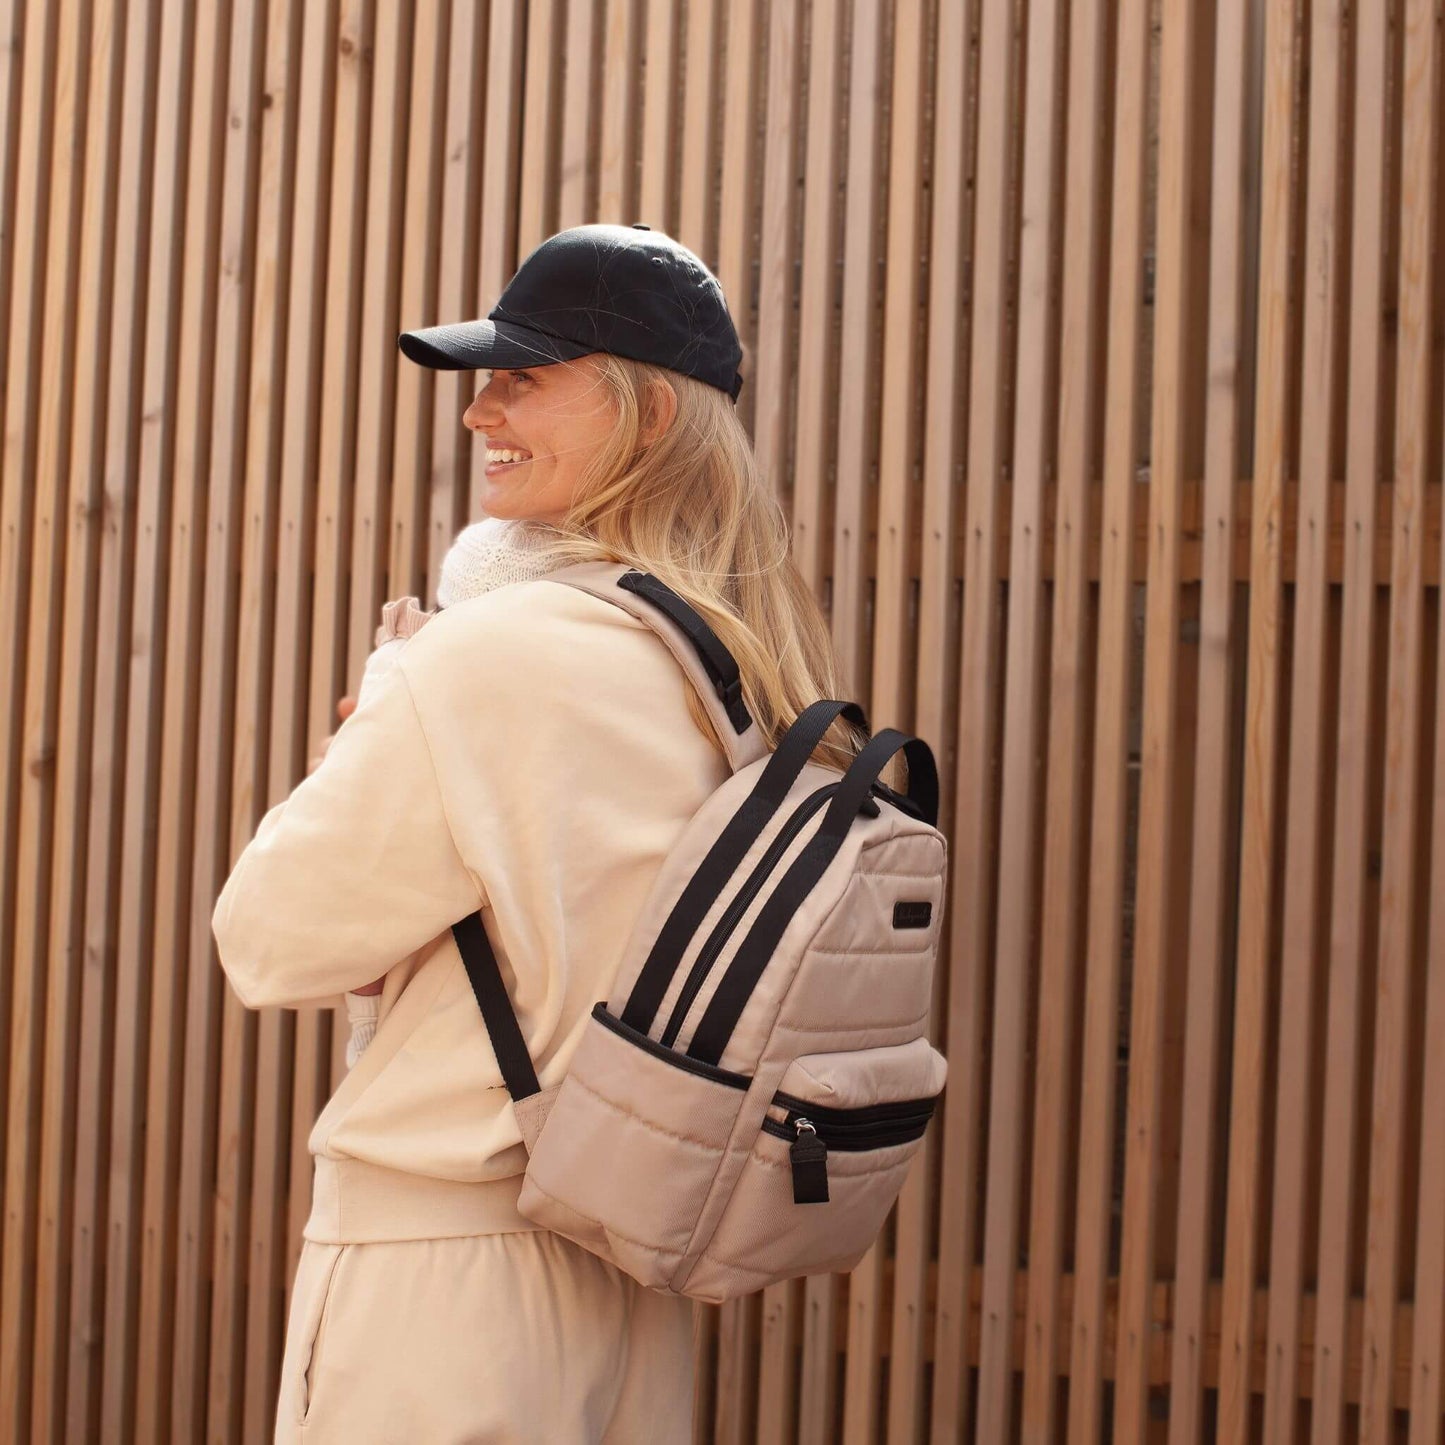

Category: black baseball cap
[398, 223, 744, 400]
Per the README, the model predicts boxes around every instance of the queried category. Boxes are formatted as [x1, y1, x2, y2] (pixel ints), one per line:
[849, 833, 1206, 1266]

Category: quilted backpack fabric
[450, 560, 949, 1303]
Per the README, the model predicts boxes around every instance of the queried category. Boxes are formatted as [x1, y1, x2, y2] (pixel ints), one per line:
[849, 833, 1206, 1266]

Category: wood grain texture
[1359, 0, 1439, 1438]
[1067, 0, 1151, 1438]
[1262, 4, 1349, 1442]
[1167, 1, 1256, 1440]
[975, 0, 1065, 1433]
[1020, 0, 1110, 1437]
[1309, 0, 1384, 1413]
[1112, 0, 1198, 1433]
[2, 2, 82, 1440]
[37, 3, 130, 1441]
[1218, 0, 1303, 1437]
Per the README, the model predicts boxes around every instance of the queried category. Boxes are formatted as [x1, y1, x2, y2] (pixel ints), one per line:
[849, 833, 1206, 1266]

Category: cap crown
[491, 225, 744, 399]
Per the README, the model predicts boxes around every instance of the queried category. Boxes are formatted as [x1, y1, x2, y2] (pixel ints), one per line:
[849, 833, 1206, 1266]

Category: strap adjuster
[713, 673, 750, 733]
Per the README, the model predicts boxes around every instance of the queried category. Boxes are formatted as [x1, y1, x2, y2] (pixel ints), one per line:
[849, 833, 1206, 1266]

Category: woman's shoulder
[397, 577, 653, 690]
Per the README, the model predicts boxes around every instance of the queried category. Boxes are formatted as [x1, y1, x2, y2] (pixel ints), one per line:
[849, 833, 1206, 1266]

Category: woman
[213, 224, 862, 1442]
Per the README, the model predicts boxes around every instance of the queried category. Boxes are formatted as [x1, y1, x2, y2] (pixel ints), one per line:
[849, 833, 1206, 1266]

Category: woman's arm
[213, 659, 482, 1009]
[310, 697, 386, 999]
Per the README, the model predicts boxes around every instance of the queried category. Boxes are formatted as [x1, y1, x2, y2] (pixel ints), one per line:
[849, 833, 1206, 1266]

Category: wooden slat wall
[1, 3, 1442, 1442]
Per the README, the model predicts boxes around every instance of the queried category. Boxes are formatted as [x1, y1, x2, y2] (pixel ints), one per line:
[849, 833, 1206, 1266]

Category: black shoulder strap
[451, 912, 540, 1100]
[616, 571, 752, 734]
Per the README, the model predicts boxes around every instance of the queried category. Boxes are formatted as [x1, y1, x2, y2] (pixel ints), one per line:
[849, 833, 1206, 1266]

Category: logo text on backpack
[892, 901, 932, 930]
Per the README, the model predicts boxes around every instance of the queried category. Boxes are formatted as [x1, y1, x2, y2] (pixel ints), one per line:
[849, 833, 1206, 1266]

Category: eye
[511, 370, 534, 387]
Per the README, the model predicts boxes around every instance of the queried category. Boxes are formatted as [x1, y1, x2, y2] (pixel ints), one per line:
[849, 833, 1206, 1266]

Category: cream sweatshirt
[343, 517, 563, 1067]
[213, 577, 730, 1242]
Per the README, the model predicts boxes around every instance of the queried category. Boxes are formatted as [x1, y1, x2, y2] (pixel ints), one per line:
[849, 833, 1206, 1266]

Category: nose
[464, 378, 503, 432]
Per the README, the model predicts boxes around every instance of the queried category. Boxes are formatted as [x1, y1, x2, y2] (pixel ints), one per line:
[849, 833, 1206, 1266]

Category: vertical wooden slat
[1168, 0, 1257, 1438]
[1359, 0, 1439, 1436]
[875, 9, 942, 1438]
[389, 0, 447, 608]
[597, 0, 641, 226]
[1217, 0, 1303, 1434]
[791, 8, 848, 1435]
[0, 0, 32, 994]
[757, 1276, 803, 1445]
[789, 0, 844, 602]
[713, 0, 760, 433]
[93, 2, 172, 1440]
[715, 1293, 762, 1445]
[132, 3, 220, 1437]
[426, 1, 486, 598]
[1112, 0, 1197, 1431]
[279, 0, 343, 1275]
[346, 0, 411, 687]
[167, 0, 244, 1431]
[558, 0, 600, 230]
[846, 2, 935, 1436]
[638, 0, 679, 233]
[197, 0, 270, 1435]
[898, 1, 972, 1440]
[0, 0, 22, 376]
[1409, 567, 1445, 1443]
[693, 1301, 719, 1445]
[28, 0, 121, 1438]
[675, 0, 719, 260]
[0, 2, 81, 1439]
[836, 16, 900, 1438]
[754, 0, 804, 1353]
[517, 0, 563, 254]
[226, 5, 306, 1439]
[831, 0, 885, 717]
[929, 0, 1016, 1434]
[1020, 0, 1110, 1434]
[1261, 2, 1350, 1440]
[0, 0, 49, 1064]
[1310, 2, 1390, 1440]
[1067, 0, 1151, 1435]
[469, 0, 524, 533]
[868, 0, 929, 735]
[749, 0, 802, 498]
[973, 0, 1066, 1431]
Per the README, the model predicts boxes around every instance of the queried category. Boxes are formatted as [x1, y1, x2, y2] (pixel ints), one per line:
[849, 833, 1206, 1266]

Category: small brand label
[893, 901, 932, 930]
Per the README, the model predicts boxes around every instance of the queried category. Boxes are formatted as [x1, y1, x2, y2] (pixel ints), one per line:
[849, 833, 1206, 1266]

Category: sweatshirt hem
[303, 1156, 541, 1243]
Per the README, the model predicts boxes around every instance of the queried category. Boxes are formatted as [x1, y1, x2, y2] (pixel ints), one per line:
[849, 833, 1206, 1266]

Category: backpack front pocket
[518, 1004, 751, 1290]
[681, 1037, 945, 1300]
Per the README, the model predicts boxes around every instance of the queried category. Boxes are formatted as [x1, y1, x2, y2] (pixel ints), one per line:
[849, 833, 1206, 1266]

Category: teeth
[486, 447, 531, 465]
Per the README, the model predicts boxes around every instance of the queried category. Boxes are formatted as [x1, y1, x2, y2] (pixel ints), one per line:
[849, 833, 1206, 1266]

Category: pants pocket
[283, 1242, 347, 1429]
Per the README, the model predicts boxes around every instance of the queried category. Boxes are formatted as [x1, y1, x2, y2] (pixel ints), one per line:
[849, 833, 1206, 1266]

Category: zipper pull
[789, 1119, 829, 1205]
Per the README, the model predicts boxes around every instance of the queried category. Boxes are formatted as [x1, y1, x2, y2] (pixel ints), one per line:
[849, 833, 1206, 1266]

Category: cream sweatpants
[275, 1230, 695, 1443]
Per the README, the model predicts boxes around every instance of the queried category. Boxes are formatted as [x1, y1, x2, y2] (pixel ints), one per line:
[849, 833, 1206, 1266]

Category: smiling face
[461, 355, 618, 524]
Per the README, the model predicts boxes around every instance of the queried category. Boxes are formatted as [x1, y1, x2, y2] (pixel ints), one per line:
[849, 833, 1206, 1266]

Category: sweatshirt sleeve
[212, 658, 482, 1009]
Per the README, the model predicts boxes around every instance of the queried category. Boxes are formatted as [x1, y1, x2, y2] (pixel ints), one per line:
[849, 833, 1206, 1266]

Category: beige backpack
[451, 561, 948, 1303]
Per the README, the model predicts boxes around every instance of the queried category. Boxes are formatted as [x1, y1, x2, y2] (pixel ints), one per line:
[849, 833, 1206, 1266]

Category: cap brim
[397, 317, 593, 371]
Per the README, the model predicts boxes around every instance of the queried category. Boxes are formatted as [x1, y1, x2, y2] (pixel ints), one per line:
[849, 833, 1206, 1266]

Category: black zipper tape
[761, 1110, 933, 1152]
[659, 783, 839, 1048]
[772, 1090, 938, 1130]
[591, 1003, 750, 1091]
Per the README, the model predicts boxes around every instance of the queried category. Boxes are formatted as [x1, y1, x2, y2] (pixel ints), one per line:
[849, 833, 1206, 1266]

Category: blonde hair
[522, 353, 865, 774]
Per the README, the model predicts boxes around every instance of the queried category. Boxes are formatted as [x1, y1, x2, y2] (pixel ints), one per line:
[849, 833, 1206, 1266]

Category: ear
[639, 376, 678, 446]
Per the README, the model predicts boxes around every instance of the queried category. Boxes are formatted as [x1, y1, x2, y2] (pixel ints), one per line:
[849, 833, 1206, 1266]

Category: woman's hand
[308, 695, 357, 774]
